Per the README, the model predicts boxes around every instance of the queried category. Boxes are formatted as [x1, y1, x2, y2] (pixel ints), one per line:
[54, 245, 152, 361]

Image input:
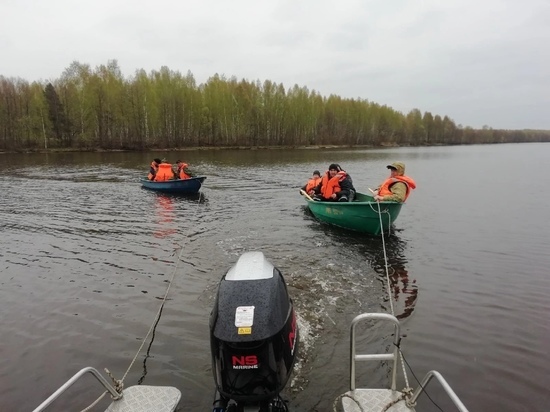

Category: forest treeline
[1, 60, 549, 151]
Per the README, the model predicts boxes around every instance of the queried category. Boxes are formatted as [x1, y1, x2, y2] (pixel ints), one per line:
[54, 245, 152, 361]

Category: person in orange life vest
[311, 164, 355, 202]
[301, 170, 321, 193]
[174, 160, 193, 180]
[153, 159, 175, 182]
[148, 158, 162, 180]
[373, 162, 416, 202]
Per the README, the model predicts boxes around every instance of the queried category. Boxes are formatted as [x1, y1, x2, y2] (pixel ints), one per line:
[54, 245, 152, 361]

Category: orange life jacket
[320, 171, 347, 199]
[154, 163, 174, 182]
[378, 175, 417, 201]
[148, 161, 159, 180]
[305, 177, 321, 192]
[176, 163, 192, 180]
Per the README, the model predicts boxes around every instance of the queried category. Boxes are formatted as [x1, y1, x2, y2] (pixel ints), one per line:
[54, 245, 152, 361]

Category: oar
[300, 189, 314, 201]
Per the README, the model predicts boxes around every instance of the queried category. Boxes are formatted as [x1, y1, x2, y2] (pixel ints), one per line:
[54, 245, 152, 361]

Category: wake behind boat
[302, 191, 403, 235]
[140, 176, 206, 194]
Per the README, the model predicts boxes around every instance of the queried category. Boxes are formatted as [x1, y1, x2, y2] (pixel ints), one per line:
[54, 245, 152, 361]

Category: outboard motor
[210, 251, 299, 412]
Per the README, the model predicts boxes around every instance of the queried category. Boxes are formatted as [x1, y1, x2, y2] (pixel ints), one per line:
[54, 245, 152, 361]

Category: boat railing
[350, 313, 401, 391]
[32, 366, 182, 412]
[32, 367, 121, 412]
[410, 370, 469, 411]
[349, 313, 469, 412]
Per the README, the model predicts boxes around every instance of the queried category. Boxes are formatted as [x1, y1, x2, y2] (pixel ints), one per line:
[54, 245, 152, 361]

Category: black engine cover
[210, 252, 298, 403]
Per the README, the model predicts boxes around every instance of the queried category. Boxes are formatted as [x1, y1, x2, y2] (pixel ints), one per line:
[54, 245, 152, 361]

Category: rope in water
[333, 201, 413, 412]
[371, 201, 451, 412]
[80, 192, 204, 412]
[375, 200, 411, 392]
[368, 202, 392, 237]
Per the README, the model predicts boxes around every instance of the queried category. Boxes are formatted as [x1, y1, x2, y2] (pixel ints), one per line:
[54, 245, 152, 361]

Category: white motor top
[226, 251, 274, 281]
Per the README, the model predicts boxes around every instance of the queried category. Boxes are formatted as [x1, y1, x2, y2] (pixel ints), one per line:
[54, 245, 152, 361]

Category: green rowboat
[303, 192, 403, 235]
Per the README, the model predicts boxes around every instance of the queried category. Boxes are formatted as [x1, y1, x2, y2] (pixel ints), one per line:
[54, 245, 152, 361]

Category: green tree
[44, 83, 71, 146]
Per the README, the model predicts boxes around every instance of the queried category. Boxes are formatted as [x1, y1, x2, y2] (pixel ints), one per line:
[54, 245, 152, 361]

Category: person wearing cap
[311, 163, 355, 202]
[373, 162, 416, 203]
[301, 170, 322, 193]
[174, 160, 193, 180]
[148, 158, 162, 180]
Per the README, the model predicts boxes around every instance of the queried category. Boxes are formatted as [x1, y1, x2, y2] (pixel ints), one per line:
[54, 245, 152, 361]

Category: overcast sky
[2, 0, 549, 130]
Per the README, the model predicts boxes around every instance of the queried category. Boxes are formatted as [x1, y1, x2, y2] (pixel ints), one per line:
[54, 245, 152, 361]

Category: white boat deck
[105, 385, 181, 412]
[31, 367, 181, 412]
[341, 389, 414, 412]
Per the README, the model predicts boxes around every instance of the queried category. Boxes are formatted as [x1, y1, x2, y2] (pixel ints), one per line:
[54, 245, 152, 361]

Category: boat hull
[140, 177, 206, 194]
[304, 192, 403, 235]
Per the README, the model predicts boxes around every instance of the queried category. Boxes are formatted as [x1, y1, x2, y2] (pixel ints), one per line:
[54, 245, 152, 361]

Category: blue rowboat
[140, 177, 206, 194]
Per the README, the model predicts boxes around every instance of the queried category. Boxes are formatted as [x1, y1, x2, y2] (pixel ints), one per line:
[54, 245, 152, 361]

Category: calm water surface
[0, 144, 549, 411]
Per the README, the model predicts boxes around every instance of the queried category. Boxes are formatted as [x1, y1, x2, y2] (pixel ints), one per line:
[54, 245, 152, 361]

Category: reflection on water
[149, 191, 208, 239]
[372, 235, 418, 320]
[153, 195, 177, 239]
[389, 265, 417, 320]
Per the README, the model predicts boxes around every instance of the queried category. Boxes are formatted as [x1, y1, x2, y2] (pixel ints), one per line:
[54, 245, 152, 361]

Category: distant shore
[0, 142, 409, 155]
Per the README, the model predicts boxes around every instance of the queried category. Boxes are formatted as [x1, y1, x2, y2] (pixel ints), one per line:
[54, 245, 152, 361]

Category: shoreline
[0, 143, 409, 155]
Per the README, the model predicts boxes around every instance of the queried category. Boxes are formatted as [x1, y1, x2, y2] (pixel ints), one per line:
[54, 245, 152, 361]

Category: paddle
[300, 189, 314, 201]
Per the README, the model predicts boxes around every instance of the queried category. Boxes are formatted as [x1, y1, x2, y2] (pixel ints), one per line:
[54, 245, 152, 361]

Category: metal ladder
[340, 313, 469, 412]
[32, 367, 181, 412]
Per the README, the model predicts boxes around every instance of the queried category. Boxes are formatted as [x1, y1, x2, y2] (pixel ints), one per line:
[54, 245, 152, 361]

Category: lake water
[0, 143, 549, 411]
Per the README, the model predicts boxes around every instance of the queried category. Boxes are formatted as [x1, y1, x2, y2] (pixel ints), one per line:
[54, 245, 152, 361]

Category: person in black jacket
[311, 164, 355, 202]
[148, 158, 162, 180]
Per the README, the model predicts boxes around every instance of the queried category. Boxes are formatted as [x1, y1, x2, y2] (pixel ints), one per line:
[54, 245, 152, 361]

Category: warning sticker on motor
[235, 306, 255, 327]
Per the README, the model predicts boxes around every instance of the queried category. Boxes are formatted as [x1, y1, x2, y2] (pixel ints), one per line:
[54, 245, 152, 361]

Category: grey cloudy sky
[2, 0, 549, 130]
